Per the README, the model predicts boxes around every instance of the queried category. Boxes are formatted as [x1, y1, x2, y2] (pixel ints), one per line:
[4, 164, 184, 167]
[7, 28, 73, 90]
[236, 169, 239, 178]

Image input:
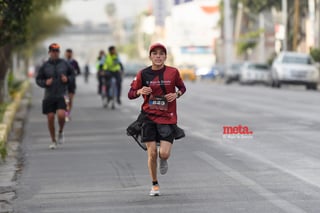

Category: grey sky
[61, 0, 151, 24]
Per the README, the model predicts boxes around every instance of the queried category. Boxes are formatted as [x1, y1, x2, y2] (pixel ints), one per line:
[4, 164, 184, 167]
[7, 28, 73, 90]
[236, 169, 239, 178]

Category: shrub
[310, 48, 320, 62]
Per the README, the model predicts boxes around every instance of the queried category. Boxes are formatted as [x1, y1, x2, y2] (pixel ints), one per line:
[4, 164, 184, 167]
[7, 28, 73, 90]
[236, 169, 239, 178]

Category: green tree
[310, 48, 320, 62]
[0, 0, 32, 102]
[0, 0, 68, 102]
[236, 30, 262, 57]
[18, 0, 70, 75]
[221, 0, 308, 57]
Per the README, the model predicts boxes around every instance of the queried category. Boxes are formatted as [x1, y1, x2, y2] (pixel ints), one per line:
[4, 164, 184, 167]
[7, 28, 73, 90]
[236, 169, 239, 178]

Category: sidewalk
[0, 94, 30, 213]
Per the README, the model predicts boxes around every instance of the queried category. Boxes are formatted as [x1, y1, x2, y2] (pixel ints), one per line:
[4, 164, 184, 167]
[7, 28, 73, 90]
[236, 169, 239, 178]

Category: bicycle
[100, 76, 108, 108]
[108, 76, 118, 110]
[100, 74, 118, 109]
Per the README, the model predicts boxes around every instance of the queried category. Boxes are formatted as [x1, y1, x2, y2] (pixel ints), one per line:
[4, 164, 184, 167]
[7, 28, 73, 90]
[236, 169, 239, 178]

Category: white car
[239, 62, 271, 85]
[225, 62, 244, 84]
[271, 51, 319, 90]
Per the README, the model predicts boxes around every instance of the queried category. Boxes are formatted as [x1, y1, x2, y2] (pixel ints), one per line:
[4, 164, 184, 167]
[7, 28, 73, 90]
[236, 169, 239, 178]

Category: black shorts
[142, 120, 175, 144]
[68, 81, 76, 94]
[42, 97, 67, 114]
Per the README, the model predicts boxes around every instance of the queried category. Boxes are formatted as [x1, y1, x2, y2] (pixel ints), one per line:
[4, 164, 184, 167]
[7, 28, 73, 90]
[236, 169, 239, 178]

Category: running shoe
[65, 111, 70, 122]
[159, 158, 168, 175]
[149, 184, 160, 196]
[49, 142, 57, 150]
[57, 132, 64, 144]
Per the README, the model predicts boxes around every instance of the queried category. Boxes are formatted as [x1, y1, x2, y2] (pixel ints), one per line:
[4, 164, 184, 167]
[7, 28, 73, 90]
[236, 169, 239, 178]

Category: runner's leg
[57, 109, 66, 133]
[47, 113, 56, 142]
[159, 141, 172, 160]
[145, 142, 158, 182]
[68, 92, 74, 113]
[159, 141, 171, 175]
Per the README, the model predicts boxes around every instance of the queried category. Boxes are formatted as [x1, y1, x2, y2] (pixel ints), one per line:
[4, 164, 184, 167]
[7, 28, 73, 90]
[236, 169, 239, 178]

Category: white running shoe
[49, 142, 57, 150]
[149, 185, 160, 196]
[57, 132, 64, 144]
[159, 158, 168, 175]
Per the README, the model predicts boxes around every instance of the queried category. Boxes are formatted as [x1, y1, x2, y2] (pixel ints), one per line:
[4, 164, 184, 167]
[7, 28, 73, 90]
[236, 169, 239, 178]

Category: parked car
[123, 62, 147, 77]
[178, 64, 197, 81]
[239, 62, 271, 85]
[195, 65, 220, 79]
[271, 51, 319, 90]
[212, 64, 226, 78]
[225, 62, 244, 84]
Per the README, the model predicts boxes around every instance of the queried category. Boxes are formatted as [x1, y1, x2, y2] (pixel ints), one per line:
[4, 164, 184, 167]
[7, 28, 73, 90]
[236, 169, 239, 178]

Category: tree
[105, 2, 116, 18]
[236, 30, 262, 58]
[0, 0, 68, 102]
[0, 0, 32, 102]
[105, 2, 121, 45]
[18, 0, 70, 75]
[220, 0, 308, 58]
[310, 48, 320, 62]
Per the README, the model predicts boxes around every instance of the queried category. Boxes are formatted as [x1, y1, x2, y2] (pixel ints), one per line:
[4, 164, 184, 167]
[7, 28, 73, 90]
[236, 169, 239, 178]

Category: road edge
[0, 80, 31, 213]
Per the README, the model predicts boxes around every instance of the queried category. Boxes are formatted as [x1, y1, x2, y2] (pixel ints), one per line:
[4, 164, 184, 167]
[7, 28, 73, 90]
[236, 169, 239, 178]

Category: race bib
[149, 95, 168, 111]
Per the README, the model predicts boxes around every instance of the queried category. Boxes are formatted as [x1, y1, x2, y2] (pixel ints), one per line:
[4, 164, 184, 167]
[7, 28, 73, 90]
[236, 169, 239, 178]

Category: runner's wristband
[176, 91, 181, 98]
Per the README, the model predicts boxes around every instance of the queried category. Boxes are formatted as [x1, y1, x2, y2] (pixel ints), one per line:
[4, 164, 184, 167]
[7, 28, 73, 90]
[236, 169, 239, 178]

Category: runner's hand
[137, 87, 152, 95]
[61, 74, 68, 83]
[165, 93, 177, 102]
[46, 78, 53, 86]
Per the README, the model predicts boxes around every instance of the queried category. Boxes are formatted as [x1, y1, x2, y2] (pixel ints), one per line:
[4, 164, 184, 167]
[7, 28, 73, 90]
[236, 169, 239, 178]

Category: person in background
[102, 46, 122, 104]
[65, 48, 81, 121]
[36, 43, 75, 149]
[96, 50, 106, 94]
[84, 63, 90, 83]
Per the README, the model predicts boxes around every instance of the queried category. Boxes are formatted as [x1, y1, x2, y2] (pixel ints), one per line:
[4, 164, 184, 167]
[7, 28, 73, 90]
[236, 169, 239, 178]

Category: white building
[166, 0, 221, 67]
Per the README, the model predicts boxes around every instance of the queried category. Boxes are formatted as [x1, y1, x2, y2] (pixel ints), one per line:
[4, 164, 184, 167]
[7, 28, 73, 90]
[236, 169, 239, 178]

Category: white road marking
[192, 131, 320, 191]
[195, 151, 306, 213]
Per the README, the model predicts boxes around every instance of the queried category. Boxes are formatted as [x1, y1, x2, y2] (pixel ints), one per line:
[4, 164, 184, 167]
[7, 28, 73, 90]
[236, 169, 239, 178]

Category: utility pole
[282, 0, 287, 51]
[308, 0, 316, 51]
[259, 13, 265, 62]
[317, 0, 320, 47]
[234, 2, 243, 43]
[293, 0, 300, 51]
[223, 0, 233, 68]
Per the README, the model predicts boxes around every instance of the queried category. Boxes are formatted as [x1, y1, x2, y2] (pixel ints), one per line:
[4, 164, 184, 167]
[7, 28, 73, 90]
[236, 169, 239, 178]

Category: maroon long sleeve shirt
[128, 65, 186, 124]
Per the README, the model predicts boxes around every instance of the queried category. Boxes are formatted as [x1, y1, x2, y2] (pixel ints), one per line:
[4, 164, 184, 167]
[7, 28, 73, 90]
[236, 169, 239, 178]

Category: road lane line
[194, 151, 306, 213]
[192, 131, 320, 191]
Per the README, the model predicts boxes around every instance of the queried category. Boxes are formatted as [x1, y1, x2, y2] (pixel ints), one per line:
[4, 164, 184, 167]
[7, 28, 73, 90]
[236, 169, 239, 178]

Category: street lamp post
[282, 0, 287, 51]
[223, 0, 233, 69]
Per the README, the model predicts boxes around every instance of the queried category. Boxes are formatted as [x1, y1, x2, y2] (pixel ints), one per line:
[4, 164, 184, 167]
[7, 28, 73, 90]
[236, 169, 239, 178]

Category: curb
[0, 80, 30, 213]
[0, 81, 30, 160]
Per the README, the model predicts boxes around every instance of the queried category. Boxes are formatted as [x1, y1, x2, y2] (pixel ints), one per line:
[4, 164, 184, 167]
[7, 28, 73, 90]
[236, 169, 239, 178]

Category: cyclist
[36, 43, 75, 149]
[128, 43, 186, 196]
[96, 50, 105, 95]
[65, 48, 81, 121]
[102, 46, 122, 104]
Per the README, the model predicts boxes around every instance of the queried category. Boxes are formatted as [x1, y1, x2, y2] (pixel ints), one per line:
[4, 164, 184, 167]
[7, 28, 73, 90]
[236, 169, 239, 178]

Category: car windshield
[248, 64, 269, 70]
[282, 56, 313, 65]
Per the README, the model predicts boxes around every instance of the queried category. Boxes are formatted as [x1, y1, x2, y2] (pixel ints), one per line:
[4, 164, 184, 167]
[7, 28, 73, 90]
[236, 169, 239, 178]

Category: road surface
[14, 77, 320, 213]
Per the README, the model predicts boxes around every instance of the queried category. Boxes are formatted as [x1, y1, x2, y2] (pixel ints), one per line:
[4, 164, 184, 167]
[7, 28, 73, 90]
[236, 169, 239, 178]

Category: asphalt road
[14, 76, 320, 213]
